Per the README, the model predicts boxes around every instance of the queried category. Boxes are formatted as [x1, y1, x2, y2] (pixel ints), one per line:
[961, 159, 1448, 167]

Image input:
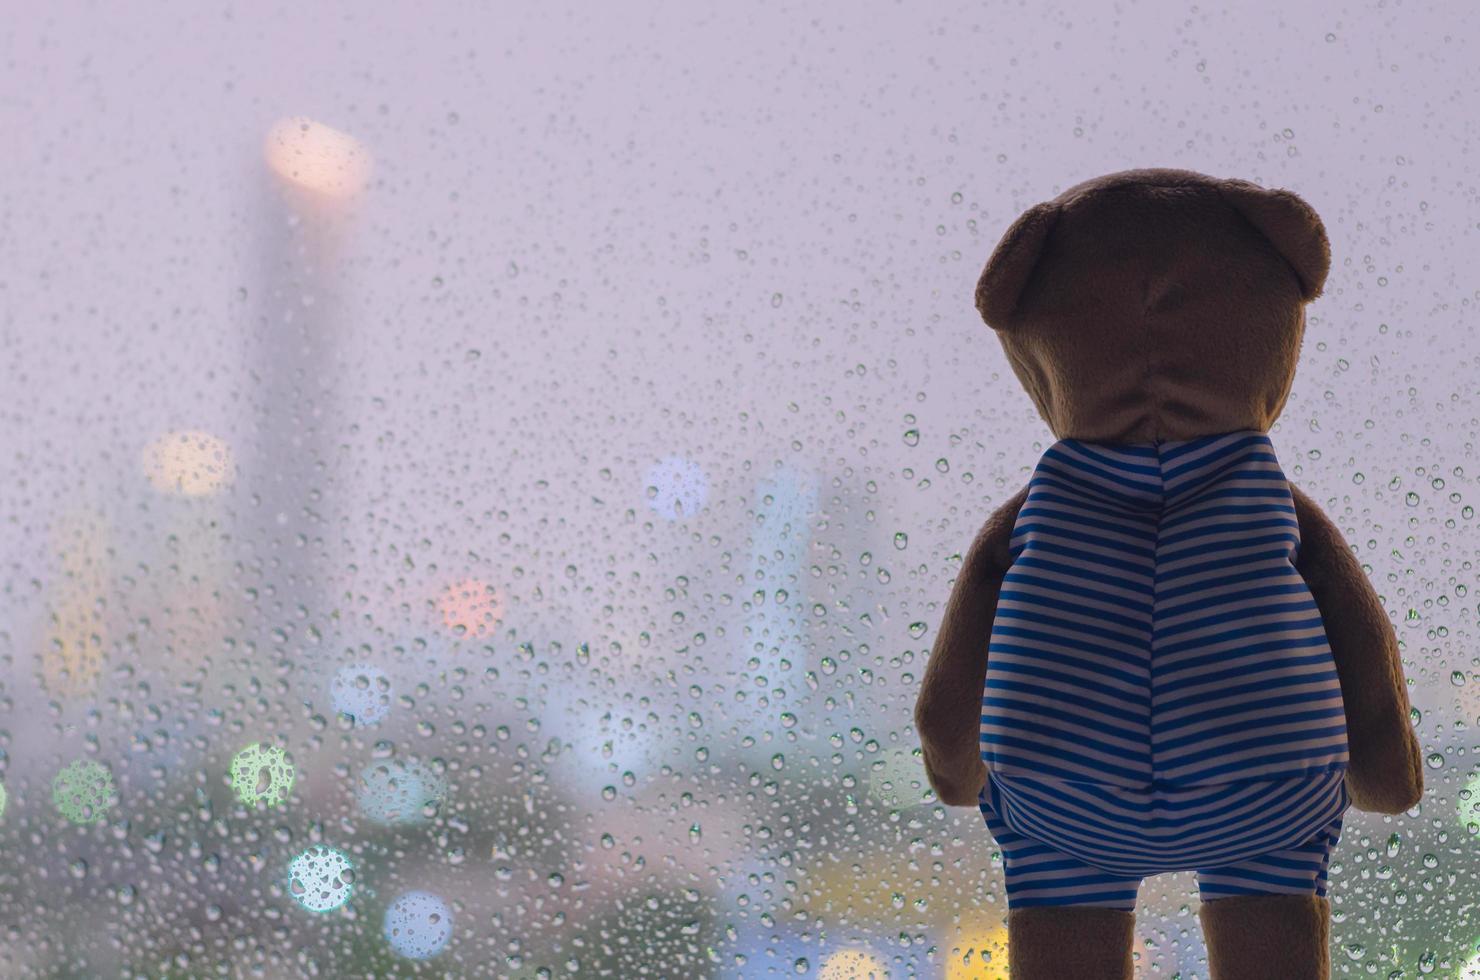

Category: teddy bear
[913, 168, 1424, 979]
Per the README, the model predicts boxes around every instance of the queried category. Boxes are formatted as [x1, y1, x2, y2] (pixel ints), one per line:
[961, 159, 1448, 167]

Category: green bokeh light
[52, 759, 115, 825]
[230, 743, 296, 807]
[1459, 770, 1480, 833]
[288, 845, 355, 913]
[0, 780, 8, 820]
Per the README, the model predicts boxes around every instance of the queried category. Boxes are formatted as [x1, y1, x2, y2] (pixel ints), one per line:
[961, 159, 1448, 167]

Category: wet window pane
[1, 4, 1473, 977]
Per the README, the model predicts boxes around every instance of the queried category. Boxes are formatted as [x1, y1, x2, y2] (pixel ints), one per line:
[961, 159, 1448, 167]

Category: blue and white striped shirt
[980, 430, 1351, 875]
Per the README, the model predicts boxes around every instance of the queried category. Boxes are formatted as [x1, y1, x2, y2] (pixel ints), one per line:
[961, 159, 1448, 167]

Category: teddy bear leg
[1198, 894, 1331, 980]
[1007, 904, 1136, 980]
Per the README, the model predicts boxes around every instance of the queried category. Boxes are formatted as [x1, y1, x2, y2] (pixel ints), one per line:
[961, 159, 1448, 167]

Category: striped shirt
[980, 430, 1350, 876]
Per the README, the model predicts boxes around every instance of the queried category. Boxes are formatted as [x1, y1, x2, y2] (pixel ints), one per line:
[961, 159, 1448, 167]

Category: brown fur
[915, 167, 1423, 977]
[1006, 906, 1135, 979]
[1289, 483, 1424, 812]
[1199, 894, 1332, 979]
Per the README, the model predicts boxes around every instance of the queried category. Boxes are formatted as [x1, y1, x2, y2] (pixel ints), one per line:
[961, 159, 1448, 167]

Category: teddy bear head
[975, 168, 1331, 444]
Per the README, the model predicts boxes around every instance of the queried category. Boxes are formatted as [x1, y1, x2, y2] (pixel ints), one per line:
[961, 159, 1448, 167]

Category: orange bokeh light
[39, 505, 111, 697]
[141, 429, 233, 497]
[437, 578, 503, 639]
[944, 916, 1010, 980]
[263, 116, 372, 198]
[819, 949, 888, 979]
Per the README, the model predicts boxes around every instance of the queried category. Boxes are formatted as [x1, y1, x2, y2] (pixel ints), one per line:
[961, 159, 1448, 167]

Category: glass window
[1, 4, 1472, 977]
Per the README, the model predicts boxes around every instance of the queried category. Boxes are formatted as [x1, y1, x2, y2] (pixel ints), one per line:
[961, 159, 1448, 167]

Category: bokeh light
[39, 505, 110, 697]
[357, 759, 446, 825]
[818, 949, 888, 979]
[51, 759, 115, 825]
[644, 455, 708, 519]
[40, 593, 106, 698]
[383, 890, 453, 959]
[140, 429, 234, 497]
[1456, 769, 1480, 817]
[1461, 945, 1480, 980]
[263, 116, 372, 197]
[230, 743, 296, 807]
[287, 845, 355, 913]
[329, 663, 391, 726]
[438, 577, 503, 639]
[0, 781, 8, 820]
[944, 920, 1010, 980]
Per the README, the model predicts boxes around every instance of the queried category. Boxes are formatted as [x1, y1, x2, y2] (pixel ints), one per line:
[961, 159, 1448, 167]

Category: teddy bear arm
[1290, 483, 1424, 813]
[914, 483, 1029, 806]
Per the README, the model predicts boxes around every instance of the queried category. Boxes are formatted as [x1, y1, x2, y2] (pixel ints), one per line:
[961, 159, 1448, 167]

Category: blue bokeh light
[287, 845, 354, 913]
[384, 890, 453, 959]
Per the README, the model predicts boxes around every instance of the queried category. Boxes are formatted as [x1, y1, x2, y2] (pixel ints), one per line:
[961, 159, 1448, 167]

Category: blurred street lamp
[140, 429, 234, 497]
[263, 117, 372, 199]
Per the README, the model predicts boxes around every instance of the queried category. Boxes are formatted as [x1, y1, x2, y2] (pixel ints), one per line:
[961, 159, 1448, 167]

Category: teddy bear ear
[1217, 179, 1331, 302]
[975, 201, 1061, 330]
